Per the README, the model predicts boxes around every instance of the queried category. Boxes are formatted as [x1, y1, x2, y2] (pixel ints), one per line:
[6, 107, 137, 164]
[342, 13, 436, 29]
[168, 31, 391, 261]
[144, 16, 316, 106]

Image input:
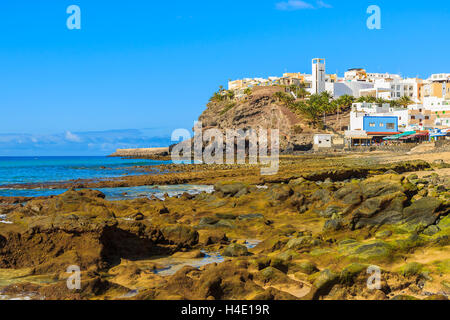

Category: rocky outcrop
[198, 87, 343, 152]
[0, 189, 199, 274]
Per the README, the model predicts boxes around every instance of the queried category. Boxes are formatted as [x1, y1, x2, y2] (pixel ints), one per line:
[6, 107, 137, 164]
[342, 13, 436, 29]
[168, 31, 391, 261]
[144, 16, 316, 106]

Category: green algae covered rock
[323, 218, 343, 232]
[313, 269, 339, 297]
[402, 197, 443, 231]
[375, 230, 393, 239]
[340, 263, 368, 284]
[161, 225, 199, 247]
[268, 185, 293, 201]
[339, 240, 394, 262]
[257, 267, 290, 285]
[222, 243, 249, 257]
[391, 295, 420, 300]
[286, 236, 312, 249]
[214, 182, 248, 197]
[398, 262, 424, 277]
[296, 261, 319, 275]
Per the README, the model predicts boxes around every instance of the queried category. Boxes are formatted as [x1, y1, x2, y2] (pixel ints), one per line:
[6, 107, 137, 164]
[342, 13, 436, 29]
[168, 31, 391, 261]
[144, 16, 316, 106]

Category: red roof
[366, 132, 401, 136]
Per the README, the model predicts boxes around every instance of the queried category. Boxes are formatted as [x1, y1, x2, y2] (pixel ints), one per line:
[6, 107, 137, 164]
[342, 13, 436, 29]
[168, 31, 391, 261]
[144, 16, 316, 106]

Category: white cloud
[275, 0, 332, 11]
[0, 129, 173, 156]
[276, 0, 314, 10]
[65, 131, 82, 143]
[317, 0, 332, 8]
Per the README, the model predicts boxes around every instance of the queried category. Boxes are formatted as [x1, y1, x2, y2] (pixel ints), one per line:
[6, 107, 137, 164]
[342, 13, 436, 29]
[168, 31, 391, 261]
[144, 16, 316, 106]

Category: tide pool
[0, 185, 214, 201]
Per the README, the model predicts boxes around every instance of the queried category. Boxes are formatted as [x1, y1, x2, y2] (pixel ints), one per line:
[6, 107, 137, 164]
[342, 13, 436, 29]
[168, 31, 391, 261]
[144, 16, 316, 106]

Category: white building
[435, 117, 450, 127]
[423, 97, 450, 111]
[366, 72, 402, 82]
[389, 78, 422, 102]
[326, 81, 374, 99]
[359, 87, 392, 100]
[350, 103, 409, 131]
[313, 134, 332, 149]
[344, 68, 367, 81]
[428, 73, 450, 82]
[312, 58, 326, 94]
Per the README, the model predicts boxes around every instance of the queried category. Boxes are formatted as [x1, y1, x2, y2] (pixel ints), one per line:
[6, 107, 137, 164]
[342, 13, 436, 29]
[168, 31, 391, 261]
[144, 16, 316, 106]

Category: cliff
[198, 86, 349, 152]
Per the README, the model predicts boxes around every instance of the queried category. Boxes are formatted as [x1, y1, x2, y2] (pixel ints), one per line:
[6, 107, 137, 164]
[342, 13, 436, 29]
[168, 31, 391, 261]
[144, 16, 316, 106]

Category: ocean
[0, 156, 213, 200]
[0, 156, 168, 185]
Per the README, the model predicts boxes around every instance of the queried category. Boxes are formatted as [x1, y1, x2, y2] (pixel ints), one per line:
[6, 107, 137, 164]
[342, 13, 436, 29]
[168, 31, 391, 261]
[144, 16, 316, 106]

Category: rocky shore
[0, 152, 449, 300]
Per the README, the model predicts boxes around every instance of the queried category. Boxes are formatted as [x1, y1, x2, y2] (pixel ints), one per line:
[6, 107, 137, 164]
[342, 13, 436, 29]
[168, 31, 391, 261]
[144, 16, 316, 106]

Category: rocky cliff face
[198, 86, 348, 152]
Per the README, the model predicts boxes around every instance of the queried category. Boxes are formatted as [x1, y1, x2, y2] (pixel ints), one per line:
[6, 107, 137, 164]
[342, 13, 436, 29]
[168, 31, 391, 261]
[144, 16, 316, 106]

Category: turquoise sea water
[0, 156, 168, 185]
[0, 157, 213, 200]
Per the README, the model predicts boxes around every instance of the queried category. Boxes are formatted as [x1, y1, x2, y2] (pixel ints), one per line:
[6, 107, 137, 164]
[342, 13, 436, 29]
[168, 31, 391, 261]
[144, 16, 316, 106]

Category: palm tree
[375, 97, 388, 104]
[356, 96, 367, 103]
[335, 95, 355, 130]
[226, 90, 235, 100]
[397, 95, 414, 108]
[288, 84, 298, 96]
[274, 91, 284, 101]
[390, 99, 400, 108]
[320, 91, 333, 102]
[319, 92, 332, 127]
[297, 87, 310, 99]
[295, 100, 322, 127]
[274, 91, 294, 106]
[357, 96, 377, 103]
[307, 93, 331, 128]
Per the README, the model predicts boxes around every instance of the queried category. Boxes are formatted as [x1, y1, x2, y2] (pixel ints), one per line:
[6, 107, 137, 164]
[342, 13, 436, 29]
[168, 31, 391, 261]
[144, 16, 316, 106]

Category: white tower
[312, 58, 326, 94]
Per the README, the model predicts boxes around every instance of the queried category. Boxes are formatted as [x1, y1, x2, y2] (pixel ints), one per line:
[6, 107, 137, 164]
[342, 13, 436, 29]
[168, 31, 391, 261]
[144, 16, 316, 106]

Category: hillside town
[227, 58, 450, 149]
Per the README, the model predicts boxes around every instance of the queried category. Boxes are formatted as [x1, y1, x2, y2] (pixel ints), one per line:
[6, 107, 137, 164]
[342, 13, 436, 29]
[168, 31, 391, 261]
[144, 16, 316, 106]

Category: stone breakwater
[0, 156, 449, 300]
[109, 147, 170, 158]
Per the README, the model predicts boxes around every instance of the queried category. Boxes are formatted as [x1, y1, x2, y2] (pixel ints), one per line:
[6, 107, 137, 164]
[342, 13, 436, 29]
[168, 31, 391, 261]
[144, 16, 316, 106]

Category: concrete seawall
[109, 147, 170, 158]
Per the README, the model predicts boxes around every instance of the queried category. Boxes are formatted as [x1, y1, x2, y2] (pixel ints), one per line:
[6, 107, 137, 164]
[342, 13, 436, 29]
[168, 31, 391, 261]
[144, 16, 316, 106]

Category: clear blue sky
[0, 0, 449, 155]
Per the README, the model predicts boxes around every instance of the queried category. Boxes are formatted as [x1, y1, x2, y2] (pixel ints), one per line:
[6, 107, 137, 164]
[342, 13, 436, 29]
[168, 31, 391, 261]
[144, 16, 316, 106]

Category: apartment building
[423, 97, 450, 111]
[344, 68, 367, 81]
[366, 72, 402, 82]
[428, 73, 450, 82]
[421, 82, 450, 101]
[389, 78, 423, 102]
[350, 103, 409, 130]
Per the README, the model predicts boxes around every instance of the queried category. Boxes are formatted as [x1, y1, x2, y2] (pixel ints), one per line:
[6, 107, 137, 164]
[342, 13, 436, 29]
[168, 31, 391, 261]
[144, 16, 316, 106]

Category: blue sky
[0, 0, 449, 155]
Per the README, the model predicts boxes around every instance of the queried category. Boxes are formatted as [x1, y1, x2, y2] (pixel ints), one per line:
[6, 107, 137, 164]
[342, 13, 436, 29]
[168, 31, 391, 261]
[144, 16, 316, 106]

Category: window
[380, 123, 384, 127]
[369, 122, 376, 127]
[387, 123, 395, 129]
